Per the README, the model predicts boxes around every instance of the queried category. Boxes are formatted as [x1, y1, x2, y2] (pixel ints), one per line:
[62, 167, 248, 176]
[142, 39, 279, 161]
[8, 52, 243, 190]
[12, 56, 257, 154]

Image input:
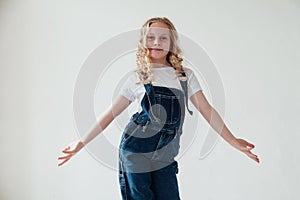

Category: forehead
[148, 22, 170, 35]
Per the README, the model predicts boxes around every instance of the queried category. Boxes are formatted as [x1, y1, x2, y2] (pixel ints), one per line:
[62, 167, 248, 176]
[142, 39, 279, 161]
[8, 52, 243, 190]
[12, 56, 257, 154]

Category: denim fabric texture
[118, 82, 190, 200]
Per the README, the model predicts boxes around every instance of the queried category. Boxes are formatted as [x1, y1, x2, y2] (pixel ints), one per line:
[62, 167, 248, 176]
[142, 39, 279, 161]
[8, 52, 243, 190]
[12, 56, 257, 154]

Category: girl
[58, 17, 260, 200]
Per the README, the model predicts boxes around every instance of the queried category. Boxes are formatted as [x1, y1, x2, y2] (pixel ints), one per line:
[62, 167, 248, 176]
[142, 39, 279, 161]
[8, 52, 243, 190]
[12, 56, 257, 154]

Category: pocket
[169, 96, 181, 124]
[123, 120, 139, 135]
[121, 121, 141, 146]
[151, 131, 180, 162]
[152, 94, 181, 125]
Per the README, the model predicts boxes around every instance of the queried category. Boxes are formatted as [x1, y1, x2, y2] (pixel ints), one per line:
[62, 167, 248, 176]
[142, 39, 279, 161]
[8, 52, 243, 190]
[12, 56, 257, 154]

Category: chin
[150, 54, 168, 60]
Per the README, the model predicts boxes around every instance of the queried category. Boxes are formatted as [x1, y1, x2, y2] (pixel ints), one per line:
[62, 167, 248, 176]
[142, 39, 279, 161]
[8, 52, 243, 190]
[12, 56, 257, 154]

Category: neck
[150, 61, 172, 68]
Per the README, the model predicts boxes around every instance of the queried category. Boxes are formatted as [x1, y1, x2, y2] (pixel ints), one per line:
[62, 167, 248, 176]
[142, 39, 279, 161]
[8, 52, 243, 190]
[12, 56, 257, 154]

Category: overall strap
[179, 79, 193, 116]
[143, 80, 193, 116]
[143, 83, 160, 122]
[143, 83, 156, 104]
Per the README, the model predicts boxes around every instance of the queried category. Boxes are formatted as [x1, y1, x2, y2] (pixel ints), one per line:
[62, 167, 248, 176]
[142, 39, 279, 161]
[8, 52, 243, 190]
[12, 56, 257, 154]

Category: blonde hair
[136, 17, 188, 84]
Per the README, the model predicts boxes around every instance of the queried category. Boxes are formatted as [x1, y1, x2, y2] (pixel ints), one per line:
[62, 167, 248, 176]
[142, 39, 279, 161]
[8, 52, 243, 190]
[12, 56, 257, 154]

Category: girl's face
[146, 22, 171, 64]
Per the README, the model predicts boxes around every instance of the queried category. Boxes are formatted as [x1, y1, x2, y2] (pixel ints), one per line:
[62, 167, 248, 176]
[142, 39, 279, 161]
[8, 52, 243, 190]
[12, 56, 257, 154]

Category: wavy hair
[136, 17, 188, 84]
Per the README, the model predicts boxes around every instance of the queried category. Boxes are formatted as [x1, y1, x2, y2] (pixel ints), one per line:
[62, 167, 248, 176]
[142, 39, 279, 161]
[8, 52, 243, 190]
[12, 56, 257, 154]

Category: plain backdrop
[0, 0, 299, 199]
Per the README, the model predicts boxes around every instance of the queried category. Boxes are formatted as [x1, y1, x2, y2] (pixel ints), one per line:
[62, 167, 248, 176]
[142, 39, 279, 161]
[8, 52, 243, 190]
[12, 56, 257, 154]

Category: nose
[153, 38, 160, 46]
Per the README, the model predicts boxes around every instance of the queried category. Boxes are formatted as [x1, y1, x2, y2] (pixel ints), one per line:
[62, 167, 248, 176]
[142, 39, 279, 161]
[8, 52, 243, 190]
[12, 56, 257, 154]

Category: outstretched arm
[58, 95, 132, 166]
[81, 95, 132, 145]
[190, 90, 259, 163]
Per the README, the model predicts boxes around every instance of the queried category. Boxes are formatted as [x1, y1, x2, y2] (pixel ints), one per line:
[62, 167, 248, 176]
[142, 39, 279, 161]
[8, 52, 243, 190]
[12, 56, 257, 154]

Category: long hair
[136, 17, 188, 84]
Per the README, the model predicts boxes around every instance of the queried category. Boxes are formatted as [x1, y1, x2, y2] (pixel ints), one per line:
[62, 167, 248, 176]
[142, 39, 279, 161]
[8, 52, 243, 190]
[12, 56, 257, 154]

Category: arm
[190, 90, 259, 163]
[58, 95, 132, 166]
[81, 95, 132, 145]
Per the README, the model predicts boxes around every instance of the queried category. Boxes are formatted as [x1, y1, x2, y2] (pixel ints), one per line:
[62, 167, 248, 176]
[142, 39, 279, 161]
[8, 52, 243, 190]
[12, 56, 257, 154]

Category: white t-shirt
[119, 67, 202, 105]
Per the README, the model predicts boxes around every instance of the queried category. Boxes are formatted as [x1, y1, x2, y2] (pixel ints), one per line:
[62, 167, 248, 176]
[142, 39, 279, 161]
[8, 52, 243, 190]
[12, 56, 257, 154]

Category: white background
[0, 0, 299, 199]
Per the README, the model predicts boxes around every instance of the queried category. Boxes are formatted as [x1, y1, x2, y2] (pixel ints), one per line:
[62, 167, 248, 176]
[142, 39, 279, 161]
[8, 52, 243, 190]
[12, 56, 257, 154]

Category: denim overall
[118, 77, 192, 200]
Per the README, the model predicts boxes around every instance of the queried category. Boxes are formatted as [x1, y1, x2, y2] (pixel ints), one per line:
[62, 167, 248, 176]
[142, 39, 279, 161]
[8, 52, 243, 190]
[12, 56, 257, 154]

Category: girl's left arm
[190, 90, 260, 163]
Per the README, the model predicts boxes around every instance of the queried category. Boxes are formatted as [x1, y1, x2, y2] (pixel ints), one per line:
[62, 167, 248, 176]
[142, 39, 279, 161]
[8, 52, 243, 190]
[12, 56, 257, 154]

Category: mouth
[149, 48, 164, 51]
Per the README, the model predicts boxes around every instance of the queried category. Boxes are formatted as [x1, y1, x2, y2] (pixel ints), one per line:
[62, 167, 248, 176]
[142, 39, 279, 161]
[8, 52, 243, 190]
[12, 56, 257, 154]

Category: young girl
[58, 17, 259, 200]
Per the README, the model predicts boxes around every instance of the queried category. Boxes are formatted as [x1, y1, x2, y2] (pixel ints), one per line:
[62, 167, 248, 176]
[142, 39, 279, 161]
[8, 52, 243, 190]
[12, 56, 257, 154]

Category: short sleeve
[186, 68, 202, 98]
[119, 71, 139, 102]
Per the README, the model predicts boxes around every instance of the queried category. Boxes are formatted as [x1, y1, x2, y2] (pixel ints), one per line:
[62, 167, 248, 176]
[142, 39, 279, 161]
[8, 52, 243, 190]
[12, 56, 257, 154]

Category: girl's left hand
[230, 138, 260, 163]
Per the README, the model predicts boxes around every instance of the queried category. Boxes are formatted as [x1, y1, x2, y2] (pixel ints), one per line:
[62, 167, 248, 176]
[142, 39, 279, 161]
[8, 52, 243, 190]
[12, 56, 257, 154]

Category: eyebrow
[148, 33, 169, 35]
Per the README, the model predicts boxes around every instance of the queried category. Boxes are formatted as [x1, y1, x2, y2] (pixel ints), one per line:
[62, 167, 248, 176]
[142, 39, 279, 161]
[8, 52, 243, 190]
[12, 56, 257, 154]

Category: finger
[239, 145, 251, 152]
[63, 149, 75, 153]
[256, 157, 260, 163]
[242, 143, 255, 151]
[64, 146, 70, 151]
[251, 155, 260, 163]
[58, 154, 73, 160]
[246, 142, 255, 149]
[245, 151, 259, 162]
[246, 150, 258, 158]
[58, 158, 70, 166]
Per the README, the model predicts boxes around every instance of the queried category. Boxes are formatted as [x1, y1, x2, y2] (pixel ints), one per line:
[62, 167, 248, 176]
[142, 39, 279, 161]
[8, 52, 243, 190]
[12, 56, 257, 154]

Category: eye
[160, 36, 168, 40]
[147, 36, 155, 40]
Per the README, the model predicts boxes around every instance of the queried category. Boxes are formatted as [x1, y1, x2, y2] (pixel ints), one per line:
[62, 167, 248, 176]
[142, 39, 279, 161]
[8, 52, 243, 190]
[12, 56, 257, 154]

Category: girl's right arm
[57, 95, 132, 167]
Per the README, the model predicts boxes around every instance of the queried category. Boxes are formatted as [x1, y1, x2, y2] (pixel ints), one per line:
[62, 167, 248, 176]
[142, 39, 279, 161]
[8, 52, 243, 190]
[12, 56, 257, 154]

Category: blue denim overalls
[118, 75, 193, 200]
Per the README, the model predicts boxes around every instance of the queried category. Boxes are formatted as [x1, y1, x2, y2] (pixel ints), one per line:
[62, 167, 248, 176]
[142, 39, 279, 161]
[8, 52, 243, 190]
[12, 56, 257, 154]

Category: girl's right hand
[57, 141, 85, 167]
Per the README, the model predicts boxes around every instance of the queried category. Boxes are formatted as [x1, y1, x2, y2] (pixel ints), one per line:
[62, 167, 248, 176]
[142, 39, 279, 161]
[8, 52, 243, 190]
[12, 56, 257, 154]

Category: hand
[57, 141, 85, 167]
[230, 138, 260, 163]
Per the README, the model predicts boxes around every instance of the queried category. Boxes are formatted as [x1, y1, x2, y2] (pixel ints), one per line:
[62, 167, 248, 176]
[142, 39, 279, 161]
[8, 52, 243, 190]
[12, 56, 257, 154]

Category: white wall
[0, 0, 299, 199]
